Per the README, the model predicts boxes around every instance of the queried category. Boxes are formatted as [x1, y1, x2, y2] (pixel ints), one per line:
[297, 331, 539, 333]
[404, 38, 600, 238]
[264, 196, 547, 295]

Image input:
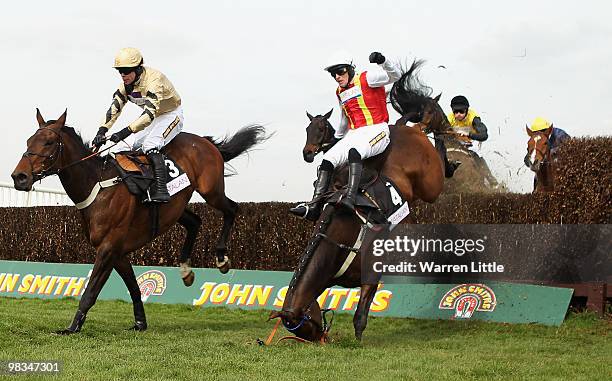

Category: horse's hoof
[128, 321, 148, 331]
[182, 271, 195, 287]
[216, 256, 231, 274]
[54, 328, 77, 335]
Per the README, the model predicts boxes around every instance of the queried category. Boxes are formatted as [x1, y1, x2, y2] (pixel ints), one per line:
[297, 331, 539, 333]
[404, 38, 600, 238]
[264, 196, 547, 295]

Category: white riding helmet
[113, 47, 143, 68]
[324, 51, 354, 72]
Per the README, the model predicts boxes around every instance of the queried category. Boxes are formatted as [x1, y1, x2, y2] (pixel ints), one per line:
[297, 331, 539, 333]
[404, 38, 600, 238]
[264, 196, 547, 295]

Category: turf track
[0, 297, 610, 380]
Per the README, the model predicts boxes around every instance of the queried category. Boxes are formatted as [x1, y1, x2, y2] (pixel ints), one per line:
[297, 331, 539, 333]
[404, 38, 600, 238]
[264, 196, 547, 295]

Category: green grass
[0, 297, 610, 381]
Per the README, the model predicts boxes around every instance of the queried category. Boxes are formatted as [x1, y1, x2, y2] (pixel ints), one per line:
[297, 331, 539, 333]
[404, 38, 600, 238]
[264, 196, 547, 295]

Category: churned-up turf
[0, 297, 609, 381]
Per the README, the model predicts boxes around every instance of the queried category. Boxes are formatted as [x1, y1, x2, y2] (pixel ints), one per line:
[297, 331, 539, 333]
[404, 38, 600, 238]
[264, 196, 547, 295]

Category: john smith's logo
[136, 270, 167, 302]
[439, 284, 496, 319]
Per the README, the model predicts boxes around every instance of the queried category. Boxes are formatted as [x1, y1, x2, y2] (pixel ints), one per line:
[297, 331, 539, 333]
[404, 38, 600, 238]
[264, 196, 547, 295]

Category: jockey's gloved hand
[369, 52, 386, 64]
[92, 127, 108, 148]
[109, 127, 132, 143]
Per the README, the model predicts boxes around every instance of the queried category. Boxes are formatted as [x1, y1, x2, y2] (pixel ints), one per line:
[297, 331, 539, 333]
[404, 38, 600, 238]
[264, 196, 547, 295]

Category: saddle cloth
[326, 170, 410, 226]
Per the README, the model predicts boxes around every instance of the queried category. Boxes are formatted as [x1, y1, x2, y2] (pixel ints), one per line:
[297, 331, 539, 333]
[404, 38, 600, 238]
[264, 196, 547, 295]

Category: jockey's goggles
[329, 66, 349, 77]
[116, 67, 137, 75]
[452, 108, 467, 115]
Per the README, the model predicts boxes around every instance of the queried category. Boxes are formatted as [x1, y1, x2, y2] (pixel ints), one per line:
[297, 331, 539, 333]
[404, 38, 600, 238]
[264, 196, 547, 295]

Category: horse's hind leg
[203, 191, 238, 274]
[113, 255, 147, 331]
[177, 209, 201, 286]
[57, 248, 117, 334]
[353, 284, 378, 341]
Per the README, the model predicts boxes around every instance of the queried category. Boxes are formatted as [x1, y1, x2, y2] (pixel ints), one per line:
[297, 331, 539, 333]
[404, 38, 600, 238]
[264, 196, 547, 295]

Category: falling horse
[11, 109, 267, 334]
[525, 126, 556, 192]
[444, 137, 502, 193]
[271, 60, 448, 341]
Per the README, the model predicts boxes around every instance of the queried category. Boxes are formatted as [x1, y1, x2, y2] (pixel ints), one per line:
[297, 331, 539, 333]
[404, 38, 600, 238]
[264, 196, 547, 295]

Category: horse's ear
[544, 125, 553, 137]
[36, 108, 45, 127]
[526, 125, 534, 136]
[323, 108, 333, 119]
[433, 93, 442, 103]
[306, 111, 314, 121]
[56, 109, 67, 127]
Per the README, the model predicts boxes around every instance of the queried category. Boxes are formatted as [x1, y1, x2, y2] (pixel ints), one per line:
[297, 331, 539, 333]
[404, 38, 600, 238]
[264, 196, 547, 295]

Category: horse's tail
[389, 59, 432, 117]
[205, 125, 268, 162]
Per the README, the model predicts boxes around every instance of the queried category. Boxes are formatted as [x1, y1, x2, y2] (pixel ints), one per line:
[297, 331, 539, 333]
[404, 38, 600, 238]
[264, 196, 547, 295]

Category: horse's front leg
[353, 283, 378, 341]
[113, 255, 147, 331]
[56, 247, 118, 335]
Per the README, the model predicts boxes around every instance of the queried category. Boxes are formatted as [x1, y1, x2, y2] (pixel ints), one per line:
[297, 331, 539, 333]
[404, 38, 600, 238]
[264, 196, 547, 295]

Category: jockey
[290, 51, 401, 221]
[92, 47, 183, 203]
[447, 95, 497, 185]
[447, 95, 488, 142]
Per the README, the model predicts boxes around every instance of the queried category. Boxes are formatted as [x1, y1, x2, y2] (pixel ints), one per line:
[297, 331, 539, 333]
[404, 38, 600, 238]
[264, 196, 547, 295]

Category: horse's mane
[44, 120, 93, 155]
[389, 59, 432, 117]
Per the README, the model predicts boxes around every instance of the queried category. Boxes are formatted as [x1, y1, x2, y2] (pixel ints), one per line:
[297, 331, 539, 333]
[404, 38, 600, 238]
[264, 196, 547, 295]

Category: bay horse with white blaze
[271, 61, 448, 342]
[11, 109, 267, 334]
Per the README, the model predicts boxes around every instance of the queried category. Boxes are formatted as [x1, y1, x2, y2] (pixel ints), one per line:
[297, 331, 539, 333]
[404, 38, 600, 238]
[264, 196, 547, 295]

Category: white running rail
[0, 181, 73, 207]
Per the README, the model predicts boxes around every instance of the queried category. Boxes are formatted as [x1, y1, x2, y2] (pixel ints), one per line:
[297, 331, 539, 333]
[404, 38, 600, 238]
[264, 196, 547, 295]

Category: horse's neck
[58, 142, 111, 205]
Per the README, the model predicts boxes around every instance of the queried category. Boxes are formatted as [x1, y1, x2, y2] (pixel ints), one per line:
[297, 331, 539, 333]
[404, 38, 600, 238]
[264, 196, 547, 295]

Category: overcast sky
[1, 0, 610, 202]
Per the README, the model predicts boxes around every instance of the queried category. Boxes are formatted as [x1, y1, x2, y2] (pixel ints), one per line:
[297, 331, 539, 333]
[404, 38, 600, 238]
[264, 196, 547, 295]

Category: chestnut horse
[271, 61, 447, 341]
[12, 109, 267, 334]
[525, 126, 555, 192]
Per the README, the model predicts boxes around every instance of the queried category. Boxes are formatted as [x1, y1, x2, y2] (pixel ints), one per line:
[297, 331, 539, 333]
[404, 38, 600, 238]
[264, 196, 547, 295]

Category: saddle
[325, 168, 410, 226]
[110, 152, 156, 201]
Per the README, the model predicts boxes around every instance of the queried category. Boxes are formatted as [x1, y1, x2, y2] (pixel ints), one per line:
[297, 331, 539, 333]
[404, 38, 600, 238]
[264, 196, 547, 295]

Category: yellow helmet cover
[530, 117, 552, 132]
[113, 47, 143, 68]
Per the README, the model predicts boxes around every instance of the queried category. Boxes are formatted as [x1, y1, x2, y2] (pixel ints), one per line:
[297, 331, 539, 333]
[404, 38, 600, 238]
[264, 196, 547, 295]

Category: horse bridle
[310, 119, 335, 155]
[21, 126, 115, 183]
[529, 135, 550, 164]
[22, 127, 64, 182]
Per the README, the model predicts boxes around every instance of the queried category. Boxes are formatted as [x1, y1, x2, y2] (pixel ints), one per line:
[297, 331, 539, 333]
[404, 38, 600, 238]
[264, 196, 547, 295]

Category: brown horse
[525, 126, 555, 192]
[444, 139, 503, 193]
[271, 62, 447, 341]
[11, 109, 267, 334]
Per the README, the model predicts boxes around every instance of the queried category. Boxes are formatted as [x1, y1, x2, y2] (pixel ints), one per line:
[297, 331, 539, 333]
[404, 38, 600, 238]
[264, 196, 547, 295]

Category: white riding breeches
[322, 122, 390, 168]
[110, 106, 184, 154]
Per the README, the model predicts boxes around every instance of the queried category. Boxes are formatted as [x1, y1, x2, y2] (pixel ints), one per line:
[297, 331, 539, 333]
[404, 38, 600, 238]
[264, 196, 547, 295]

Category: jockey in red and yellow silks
[290, 51, 401, 221]
[336, 72, 389, 129]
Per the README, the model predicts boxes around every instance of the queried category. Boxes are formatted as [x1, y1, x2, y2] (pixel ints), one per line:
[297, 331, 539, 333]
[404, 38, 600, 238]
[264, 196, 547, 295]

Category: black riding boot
[339, 161, 363, 211]
[289, 165, 333, 221]
[146, 149, 170, 203]
[446, 160, 461, 178]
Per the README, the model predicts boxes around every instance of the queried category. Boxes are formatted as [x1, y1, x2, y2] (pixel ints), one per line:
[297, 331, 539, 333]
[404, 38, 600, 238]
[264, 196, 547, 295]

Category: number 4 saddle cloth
[110, 151, 191, 201]
[325, 169, 410, 226]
